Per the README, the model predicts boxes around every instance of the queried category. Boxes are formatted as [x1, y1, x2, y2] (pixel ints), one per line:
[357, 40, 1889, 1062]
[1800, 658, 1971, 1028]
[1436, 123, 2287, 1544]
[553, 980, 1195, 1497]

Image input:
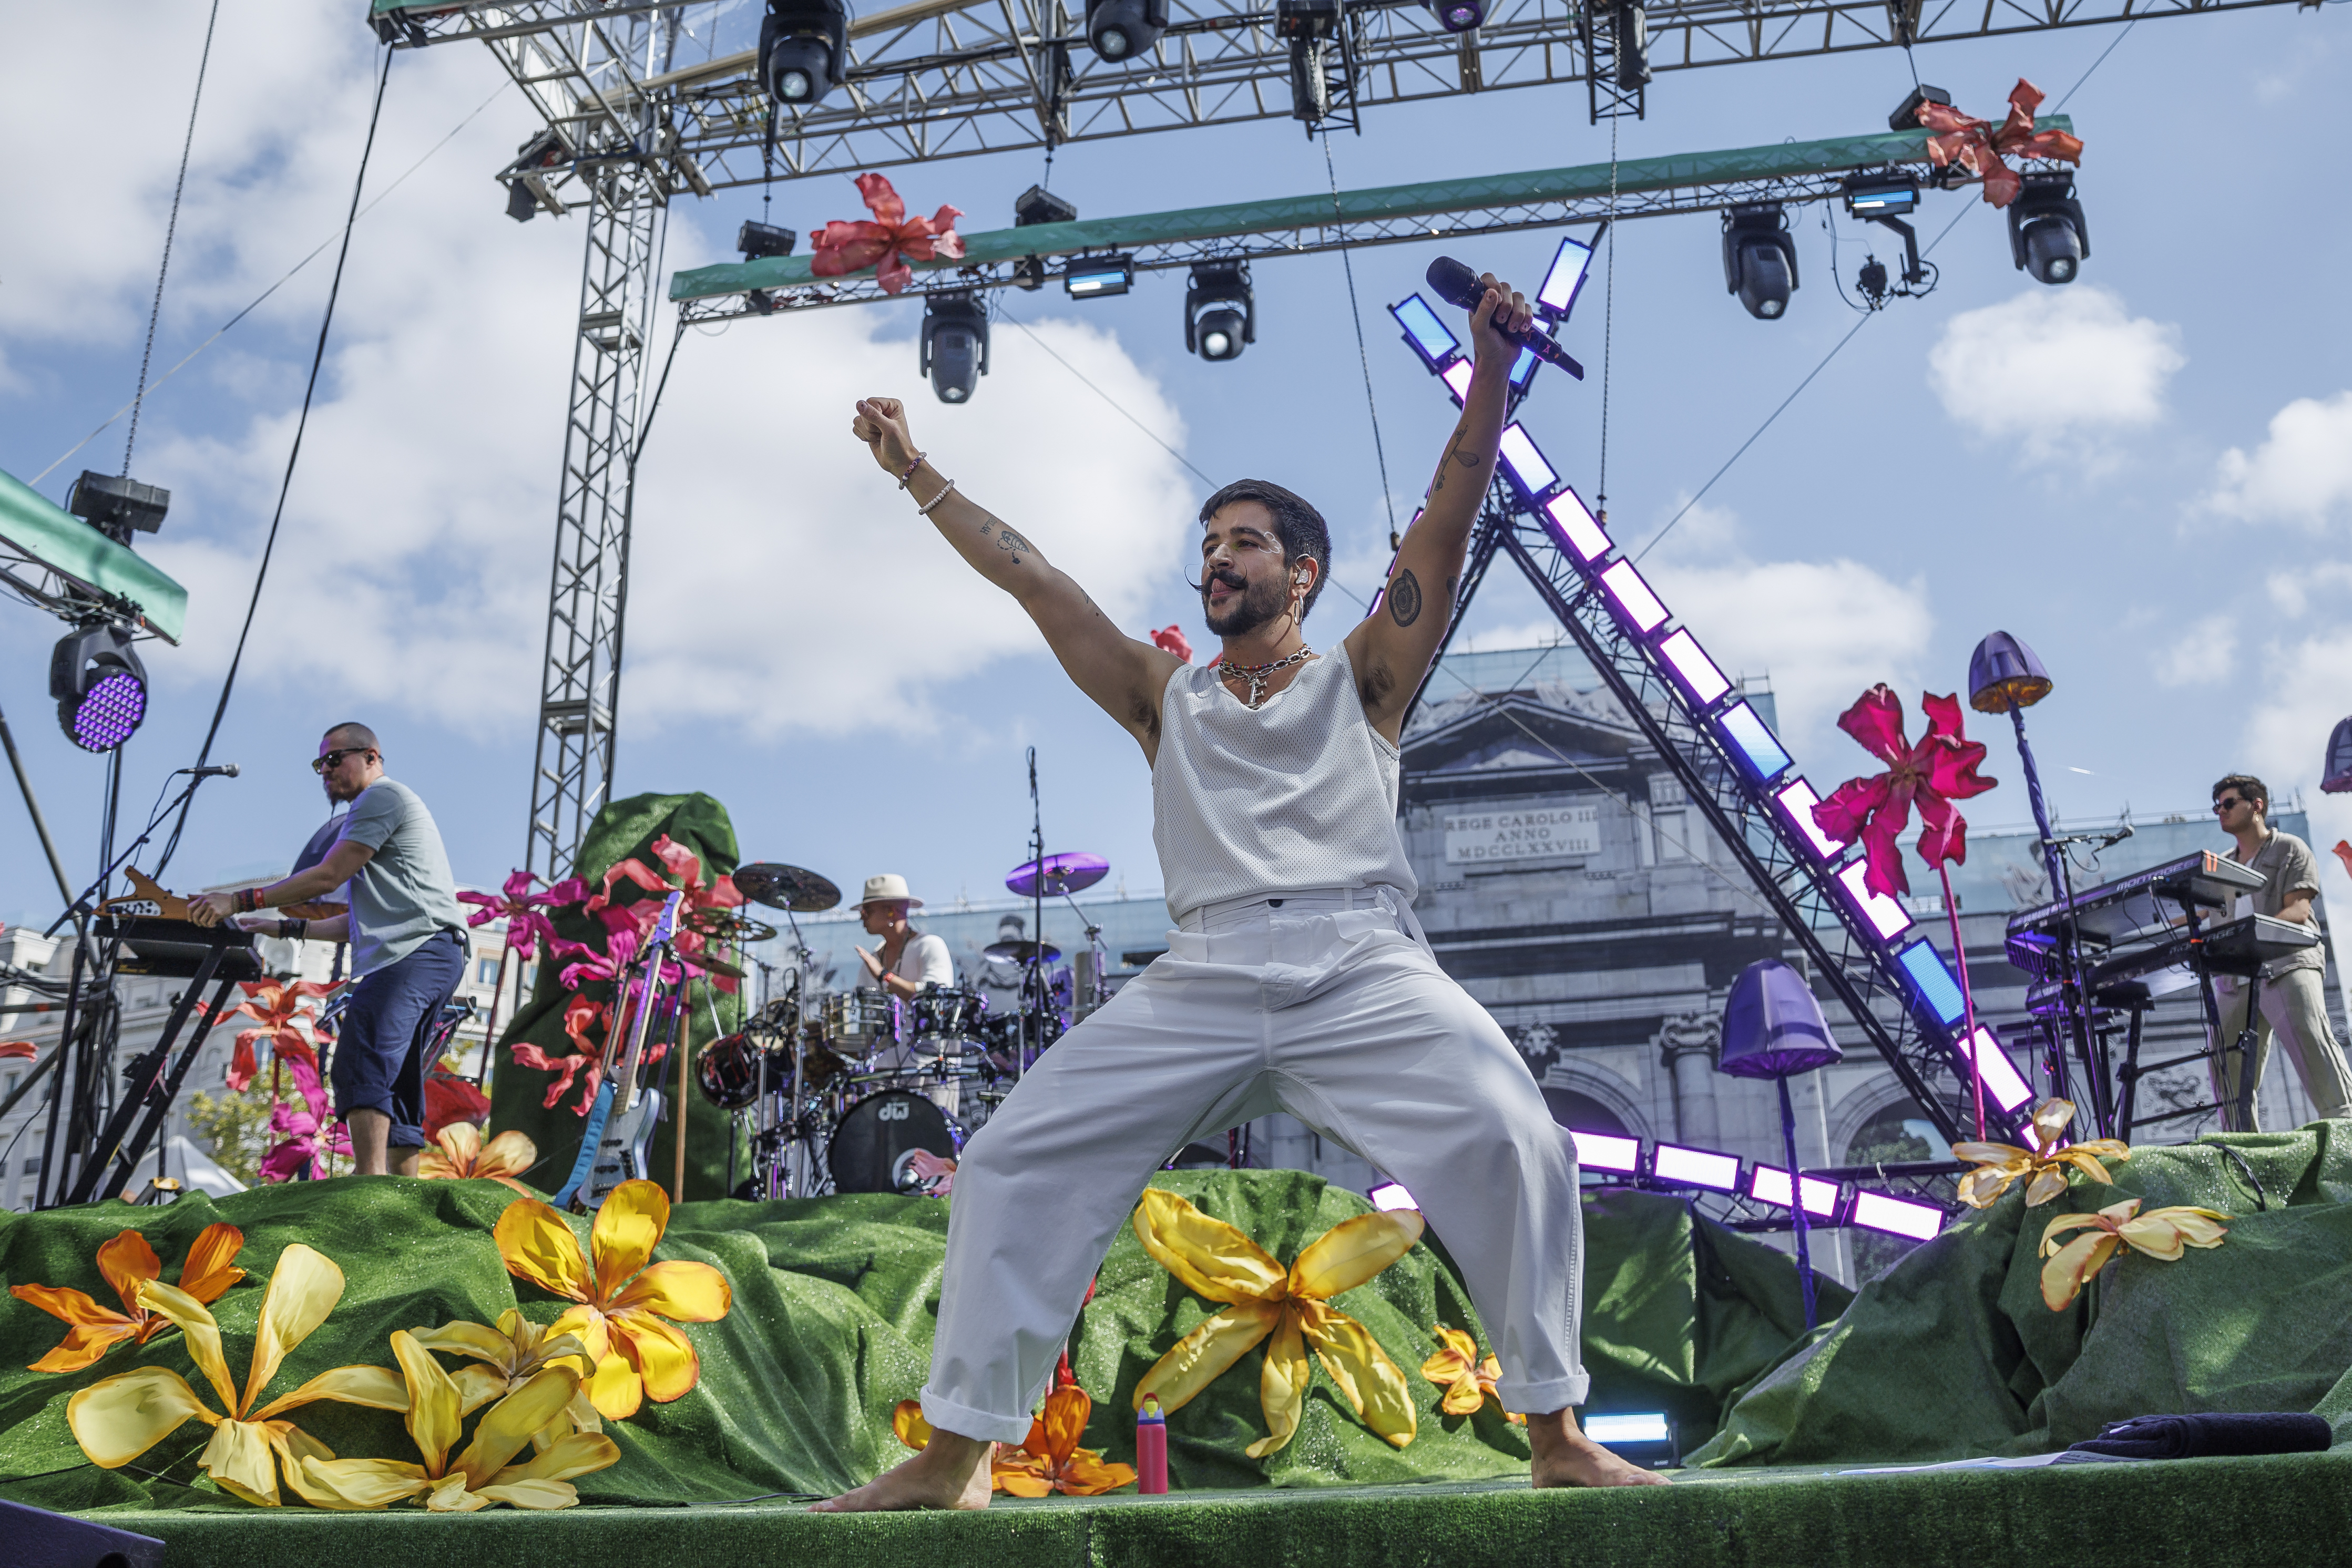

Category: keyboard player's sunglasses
[312, 747, 373, 775]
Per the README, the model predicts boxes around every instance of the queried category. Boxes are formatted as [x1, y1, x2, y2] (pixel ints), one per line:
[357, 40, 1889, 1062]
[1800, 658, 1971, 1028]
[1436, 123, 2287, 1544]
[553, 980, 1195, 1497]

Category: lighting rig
[1184, 260, 1255, 361]
[920, 291, 990, 403]
[1721, 203, 1797, 320]
[2009, 170, 2090, 285]
[1379, 244, 2037, 1149]
[759, 0, 851, 110]
[1276, 0, 1361, 134]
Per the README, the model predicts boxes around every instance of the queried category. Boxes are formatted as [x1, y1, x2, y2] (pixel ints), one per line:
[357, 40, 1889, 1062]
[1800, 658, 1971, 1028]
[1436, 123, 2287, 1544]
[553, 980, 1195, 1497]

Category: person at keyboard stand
[2207, 774, 2352, 1129]
[189, 724, 468, 1175]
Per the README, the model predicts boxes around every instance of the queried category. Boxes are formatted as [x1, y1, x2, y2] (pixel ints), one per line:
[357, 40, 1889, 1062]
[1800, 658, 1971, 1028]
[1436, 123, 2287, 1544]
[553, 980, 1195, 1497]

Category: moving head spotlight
[1427, 0, 1484, 33]
[921, 293, 989, 404]
[2008, 171, 2089, 285]
[761, 0, 850, 109]
[52, 623, 148, 752]
[1086, 0, 1170, 61]
[1721, 204, 1797, 320]
[1185, 261, 1255, 361]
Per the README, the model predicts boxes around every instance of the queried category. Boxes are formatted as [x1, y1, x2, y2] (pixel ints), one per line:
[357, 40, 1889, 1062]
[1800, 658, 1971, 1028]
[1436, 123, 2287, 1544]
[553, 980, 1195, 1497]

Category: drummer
[854, 873, 955, 997]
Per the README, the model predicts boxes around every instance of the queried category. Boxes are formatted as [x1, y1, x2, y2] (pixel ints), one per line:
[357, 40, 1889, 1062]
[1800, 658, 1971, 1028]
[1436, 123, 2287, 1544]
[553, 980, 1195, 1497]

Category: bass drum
[828, 1089, 960, 1195]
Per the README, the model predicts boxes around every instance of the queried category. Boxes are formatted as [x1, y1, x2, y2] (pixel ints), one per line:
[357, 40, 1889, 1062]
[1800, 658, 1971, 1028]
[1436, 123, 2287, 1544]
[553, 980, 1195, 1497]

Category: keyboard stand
[63, 930, 240, 1206]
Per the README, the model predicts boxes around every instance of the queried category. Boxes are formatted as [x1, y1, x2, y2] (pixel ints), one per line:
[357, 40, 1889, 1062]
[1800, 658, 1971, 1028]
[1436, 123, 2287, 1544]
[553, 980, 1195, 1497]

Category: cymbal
[733, 863, 840, 913]
[983, 939, 1061, 965]
[686, 906, 779, 944]
[1005, 851, 1109, 898]
[690, 951, 748, 981]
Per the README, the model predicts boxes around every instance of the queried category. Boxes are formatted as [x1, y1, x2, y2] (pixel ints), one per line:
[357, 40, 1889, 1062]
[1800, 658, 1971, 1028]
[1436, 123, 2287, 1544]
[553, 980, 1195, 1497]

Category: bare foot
[1527, 1410, 1673, 1489]
[811, 1431, 994, 1512]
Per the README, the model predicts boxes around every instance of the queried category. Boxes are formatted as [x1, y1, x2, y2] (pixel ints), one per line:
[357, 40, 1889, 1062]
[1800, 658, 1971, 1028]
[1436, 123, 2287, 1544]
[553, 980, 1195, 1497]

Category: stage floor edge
[77, 1448, 2351, 1568]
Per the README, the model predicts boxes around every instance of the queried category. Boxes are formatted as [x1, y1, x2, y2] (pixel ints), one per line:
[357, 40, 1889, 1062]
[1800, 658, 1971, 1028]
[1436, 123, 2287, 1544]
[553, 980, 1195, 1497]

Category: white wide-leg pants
[919, 886, 1589, 1444]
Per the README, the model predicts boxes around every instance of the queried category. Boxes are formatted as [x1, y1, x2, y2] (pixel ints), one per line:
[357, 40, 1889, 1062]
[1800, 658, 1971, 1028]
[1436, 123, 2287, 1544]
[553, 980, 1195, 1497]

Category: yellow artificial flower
[993, 1385, 1138, 1498]
[286, 1331, 619, 1511]
[12, 1223, 245, 1372]
[2038, 1197, 2230, 1311]
[1952, 1098, 2132, 1208]
[1419, 1325, 1522, 1423]
[404, 1309, 601, 1450]
[64, 1245, 405, 1507]
[417, 1125, 539, 1194]
[1129, 1189, 1420, 1458]
[491, 1180, 732, 1420]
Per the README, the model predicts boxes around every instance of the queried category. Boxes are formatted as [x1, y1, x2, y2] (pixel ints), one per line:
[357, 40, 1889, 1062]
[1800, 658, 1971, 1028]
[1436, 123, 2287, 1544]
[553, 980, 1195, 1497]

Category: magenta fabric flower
[1812, 685, 1998, 900]
[257, 1050, 350, 1182]
[455, 869, 587, 961]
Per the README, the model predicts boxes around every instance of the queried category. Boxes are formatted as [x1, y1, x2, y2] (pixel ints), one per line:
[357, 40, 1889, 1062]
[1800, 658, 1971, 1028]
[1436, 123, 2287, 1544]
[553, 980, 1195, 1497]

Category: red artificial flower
[809, 172, 967, 295]
[1913, 78, 2084, 209]
[1150, 625, 1194, 662]
[423, 1069, 493, 1140]
[208, 978, 339, 1093]
[1813, 685, 1998, 900]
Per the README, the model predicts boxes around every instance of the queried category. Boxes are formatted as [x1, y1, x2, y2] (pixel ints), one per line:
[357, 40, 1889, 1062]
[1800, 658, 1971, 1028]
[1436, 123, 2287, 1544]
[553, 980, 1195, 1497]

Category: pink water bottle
[1136, 1393, 1169, 1493]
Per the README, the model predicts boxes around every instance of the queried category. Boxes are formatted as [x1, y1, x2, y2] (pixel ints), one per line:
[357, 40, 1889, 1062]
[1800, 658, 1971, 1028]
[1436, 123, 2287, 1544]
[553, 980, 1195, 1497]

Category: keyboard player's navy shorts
[331, 927, 466, 1149]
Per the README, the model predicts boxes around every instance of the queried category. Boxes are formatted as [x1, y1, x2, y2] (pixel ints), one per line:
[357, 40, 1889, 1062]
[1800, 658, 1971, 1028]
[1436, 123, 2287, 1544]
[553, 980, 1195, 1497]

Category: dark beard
[1202, 570, 1287, 637]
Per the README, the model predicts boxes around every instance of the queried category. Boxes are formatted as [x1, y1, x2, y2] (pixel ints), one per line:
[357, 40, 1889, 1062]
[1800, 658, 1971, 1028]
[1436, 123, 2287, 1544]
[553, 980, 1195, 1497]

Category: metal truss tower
[377, 8, 691, 879]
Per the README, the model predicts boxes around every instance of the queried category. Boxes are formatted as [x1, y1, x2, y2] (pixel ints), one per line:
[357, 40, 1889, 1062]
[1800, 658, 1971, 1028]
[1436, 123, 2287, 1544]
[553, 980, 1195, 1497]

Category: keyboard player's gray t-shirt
[2230, 830, 2328, 977]
[334, 778, 465, 977]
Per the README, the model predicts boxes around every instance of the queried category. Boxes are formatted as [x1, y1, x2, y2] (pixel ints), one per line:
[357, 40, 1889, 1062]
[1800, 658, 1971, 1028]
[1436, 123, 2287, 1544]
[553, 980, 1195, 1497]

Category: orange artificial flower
[1420, 1326, 1522, 1423]
[2038, 1198, 2229, 1311]
[418, 1124, 539, 1194]
[889, 1397, 1075, 1493]
[992, 1386, 1138, 1498]
[10, 1223, 246, 1373]
[1952, 1098, 2131, 1209]
[492, 1180, 732, 1420]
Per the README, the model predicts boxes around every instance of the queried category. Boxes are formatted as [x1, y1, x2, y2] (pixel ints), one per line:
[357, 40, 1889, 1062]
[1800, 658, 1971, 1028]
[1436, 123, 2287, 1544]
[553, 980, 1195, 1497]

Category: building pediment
[1403, 686, 1642, 776]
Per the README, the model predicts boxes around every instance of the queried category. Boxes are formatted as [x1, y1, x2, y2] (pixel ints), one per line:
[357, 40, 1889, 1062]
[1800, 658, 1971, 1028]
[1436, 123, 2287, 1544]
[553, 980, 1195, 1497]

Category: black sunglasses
[312, 747, 372, 775]
[2212, 796, 2248, 813]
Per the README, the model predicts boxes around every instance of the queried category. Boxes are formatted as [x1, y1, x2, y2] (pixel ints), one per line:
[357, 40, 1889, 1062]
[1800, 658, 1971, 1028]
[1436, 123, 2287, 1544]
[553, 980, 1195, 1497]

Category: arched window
[1542, 1087, 1630, 1136]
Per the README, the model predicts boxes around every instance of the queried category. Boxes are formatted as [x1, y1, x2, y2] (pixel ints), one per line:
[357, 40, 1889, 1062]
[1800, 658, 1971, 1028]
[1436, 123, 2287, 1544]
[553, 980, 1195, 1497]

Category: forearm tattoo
[1388, 568, 1423, 627]
[976, 516, 1035, 566]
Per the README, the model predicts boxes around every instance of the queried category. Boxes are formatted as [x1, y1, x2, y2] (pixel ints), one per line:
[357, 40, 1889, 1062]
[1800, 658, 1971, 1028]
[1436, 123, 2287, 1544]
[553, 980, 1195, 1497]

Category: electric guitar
[551, 891, 682, 1212]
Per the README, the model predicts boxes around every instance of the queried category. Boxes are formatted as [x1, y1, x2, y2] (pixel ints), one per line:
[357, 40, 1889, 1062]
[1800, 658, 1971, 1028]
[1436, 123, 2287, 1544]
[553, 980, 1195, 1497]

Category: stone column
[1656, 1013, 1722, 1146]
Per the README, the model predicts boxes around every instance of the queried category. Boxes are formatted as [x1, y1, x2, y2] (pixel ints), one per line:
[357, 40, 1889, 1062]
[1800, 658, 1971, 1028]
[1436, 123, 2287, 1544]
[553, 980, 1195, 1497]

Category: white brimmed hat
[856, 873, 924, 910]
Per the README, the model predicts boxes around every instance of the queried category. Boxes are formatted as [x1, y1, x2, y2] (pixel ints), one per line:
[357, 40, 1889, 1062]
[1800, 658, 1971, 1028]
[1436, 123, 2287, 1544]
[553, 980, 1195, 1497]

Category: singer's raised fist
[852, 396, 919, 475]
[1468, 272, 1532, 364]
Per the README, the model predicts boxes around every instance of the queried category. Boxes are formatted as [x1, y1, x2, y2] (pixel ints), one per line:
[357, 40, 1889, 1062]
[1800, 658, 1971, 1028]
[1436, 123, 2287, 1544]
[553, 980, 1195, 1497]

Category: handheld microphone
[183, 763, 241, 778]
[1426, 257, 1585, 380]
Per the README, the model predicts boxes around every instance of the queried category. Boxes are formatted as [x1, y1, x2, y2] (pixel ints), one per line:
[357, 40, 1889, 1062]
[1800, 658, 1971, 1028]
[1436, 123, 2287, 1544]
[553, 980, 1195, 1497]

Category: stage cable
[1322, 134, 1399, 549]
[34, 79, 506, 488]
[156, 46, 396, 879]
[122, 0, 222, 478]
[1595, 113, 1619, 520]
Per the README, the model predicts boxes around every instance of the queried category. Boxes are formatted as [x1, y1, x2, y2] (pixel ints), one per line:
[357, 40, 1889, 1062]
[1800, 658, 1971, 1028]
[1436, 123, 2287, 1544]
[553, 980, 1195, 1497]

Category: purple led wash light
[70, 670, 146, 751]
[1849, 1190, 1944, 1242]
[1772, 777, 1845, 860]
[1650, 1142, 1742, 1191]
[1571, 1129, 1641, 1173]
[1598, 560, 1668, 634]
[1749, 1164, 1840, 1218]
[1439, 359, 1474, 405]
[1656, 628, 1730, 706]
[1496, 423, 1557, 496]
[1961, 1024, 2034, 1114]
[1836, 858, 1914, 941]
[1541, 486, 1609, 563]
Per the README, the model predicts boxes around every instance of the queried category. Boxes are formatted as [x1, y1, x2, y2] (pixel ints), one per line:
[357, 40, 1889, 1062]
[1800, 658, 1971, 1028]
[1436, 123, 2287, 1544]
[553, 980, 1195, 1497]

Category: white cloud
[1925, 287, 2184, 463]
[2202, 391, 2352, 528]
[2266, 561, 2352, 621]
[4, 4, 1195, 745]
[1642, 500, 1932, 755]
[2152, 614, 2237, 688]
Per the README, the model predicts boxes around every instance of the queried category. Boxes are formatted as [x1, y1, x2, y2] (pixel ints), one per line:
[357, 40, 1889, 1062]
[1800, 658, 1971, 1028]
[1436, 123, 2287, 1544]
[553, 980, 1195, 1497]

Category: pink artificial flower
[1812, 685, 1998, 900]
[257, 1050, 350, 1182]
[455, 869, 588, 962]
[1150, 625, 1194, 662]
[809, 172, 967, 295]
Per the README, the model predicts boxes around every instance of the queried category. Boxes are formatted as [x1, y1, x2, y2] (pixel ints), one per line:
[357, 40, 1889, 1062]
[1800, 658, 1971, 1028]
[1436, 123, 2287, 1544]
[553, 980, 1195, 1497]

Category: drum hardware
[982, 939, 1061, 965]
[733, 863, 843, 913]
[686, 906, 780, 943]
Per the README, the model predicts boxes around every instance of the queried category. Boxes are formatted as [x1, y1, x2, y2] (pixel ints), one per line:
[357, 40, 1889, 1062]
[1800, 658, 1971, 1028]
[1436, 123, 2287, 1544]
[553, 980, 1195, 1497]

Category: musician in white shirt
[853, 873, 954, 996]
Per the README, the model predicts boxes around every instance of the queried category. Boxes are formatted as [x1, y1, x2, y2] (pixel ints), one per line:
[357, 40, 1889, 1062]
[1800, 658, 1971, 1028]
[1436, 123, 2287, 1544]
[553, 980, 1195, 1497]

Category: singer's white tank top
[1151, 643, 1420, 924]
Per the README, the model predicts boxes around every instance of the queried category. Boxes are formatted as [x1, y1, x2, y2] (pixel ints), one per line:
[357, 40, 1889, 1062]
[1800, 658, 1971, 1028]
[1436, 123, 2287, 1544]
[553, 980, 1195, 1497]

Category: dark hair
[2211, 773, 2268, 811]
[324, 721, 380, 752]
[1198, 479, 1332, 621]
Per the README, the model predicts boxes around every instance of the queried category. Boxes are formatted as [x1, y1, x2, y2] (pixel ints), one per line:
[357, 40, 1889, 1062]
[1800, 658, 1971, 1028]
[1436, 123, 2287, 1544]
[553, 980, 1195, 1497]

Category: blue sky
[4, 2, 2349, 940]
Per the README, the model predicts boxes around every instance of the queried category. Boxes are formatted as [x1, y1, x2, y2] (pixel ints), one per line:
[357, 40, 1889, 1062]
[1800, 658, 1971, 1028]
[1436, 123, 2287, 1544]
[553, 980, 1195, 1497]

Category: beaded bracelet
[917, 478, 958, 517]
[896, 450, 928, 489]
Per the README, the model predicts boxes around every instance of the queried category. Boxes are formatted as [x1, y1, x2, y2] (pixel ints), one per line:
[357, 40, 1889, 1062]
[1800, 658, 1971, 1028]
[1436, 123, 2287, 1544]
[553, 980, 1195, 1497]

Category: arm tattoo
[994, 525, 1036, 561]
[1388, 569, 1423, 628]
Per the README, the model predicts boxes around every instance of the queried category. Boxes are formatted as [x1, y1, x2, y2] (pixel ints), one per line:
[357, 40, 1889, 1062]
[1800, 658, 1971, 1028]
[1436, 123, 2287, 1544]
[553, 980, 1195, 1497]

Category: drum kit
[696, 848, 1117, 1200]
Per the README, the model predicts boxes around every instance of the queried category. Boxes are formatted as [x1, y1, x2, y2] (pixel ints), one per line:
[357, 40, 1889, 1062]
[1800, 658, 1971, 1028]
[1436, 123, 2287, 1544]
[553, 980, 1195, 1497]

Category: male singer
[816, 272, 1663, 1511]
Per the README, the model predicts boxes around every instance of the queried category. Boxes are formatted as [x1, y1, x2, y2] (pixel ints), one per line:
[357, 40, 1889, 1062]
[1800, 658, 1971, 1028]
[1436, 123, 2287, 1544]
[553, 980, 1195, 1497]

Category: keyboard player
[2207, 774, 2352, 1129]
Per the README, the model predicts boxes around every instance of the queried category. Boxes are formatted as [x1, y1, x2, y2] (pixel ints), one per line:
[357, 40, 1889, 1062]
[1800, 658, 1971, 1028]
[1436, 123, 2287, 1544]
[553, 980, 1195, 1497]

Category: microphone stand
[1023, 747, 1044, 1081]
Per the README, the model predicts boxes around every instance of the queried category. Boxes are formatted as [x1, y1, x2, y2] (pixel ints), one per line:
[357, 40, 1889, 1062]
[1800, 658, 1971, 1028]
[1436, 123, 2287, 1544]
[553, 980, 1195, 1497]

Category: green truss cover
[667, 120, 2069, 302]
[0, 468, 188, 643]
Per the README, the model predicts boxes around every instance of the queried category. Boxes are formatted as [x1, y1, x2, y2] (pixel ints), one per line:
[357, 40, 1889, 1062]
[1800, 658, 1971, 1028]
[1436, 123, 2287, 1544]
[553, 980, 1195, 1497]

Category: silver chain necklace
[1214, 646, 1314, 710]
